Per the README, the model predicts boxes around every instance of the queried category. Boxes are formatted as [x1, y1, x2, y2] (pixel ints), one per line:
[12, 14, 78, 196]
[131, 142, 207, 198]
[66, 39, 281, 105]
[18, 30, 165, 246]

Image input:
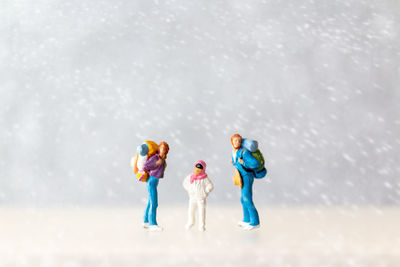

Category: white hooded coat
[183, 175, 214, 200]
[183, 161, 214, 231]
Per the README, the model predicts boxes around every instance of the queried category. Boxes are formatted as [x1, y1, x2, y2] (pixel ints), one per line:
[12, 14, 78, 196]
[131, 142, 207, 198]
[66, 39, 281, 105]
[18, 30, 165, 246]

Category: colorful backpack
[130, 140, 158, 182]
[241, 138, 267, 179]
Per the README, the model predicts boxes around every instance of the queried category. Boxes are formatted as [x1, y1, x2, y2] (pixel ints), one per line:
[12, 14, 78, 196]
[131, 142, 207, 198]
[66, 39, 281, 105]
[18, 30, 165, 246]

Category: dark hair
[195, 163, 204, 169]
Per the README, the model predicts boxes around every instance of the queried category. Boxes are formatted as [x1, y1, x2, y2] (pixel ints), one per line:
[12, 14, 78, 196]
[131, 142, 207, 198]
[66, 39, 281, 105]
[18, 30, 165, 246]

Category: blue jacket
[232, 148, 260, 177]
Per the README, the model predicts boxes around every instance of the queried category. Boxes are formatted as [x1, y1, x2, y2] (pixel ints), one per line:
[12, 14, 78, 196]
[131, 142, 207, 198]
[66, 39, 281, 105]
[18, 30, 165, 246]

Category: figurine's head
[158, 141, 169, 159]
[231, 134, 242, 149]
[193, 160, 206, 175]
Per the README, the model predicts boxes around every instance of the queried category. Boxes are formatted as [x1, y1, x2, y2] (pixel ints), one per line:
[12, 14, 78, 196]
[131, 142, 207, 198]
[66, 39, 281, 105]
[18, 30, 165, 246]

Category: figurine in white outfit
[183, 160, 214, 231]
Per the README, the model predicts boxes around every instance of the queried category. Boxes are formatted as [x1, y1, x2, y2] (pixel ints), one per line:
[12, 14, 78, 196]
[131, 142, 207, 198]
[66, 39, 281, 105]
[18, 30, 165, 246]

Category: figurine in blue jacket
[231, 133, 266, 230]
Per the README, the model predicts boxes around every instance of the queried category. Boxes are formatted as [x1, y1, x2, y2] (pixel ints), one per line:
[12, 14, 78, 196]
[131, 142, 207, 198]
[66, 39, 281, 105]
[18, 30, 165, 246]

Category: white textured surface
[0, 206, 399, 266]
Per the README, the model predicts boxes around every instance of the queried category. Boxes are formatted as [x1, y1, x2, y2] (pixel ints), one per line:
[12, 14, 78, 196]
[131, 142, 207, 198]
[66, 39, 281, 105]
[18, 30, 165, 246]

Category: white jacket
[183, 175, 214, 200]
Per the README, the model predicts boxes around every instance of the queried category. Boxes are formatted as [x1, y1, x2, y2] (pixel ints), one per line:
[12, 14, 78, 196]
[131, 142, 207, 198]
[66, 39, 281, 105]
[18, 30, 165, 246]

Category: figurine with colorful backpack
[130, 141, 158, 182]
[141, 141, 170, 231]
[231, 133, 267, 231]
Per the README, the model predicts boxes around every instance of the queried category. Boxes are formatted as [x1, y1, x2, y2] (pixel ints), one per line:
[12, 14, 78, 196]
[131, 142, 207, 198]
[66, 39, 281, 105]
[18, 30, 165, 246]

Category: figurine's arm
[143, 155, 158, 171]
[242, 150, 261, 169]
[233, 151, 245, 169]
[183, 176, 190, 191]
[205, 178, 214, 194]
[233, 161, 241, 170]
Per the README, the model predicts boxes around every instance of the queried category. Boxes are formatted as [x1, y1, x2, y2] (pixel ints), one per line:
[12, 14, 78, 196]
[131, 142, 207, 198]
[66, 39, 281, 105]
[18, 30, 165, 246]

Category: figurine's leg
[143, 177, 152, 224]
[240, 176, 250, 223]
[198, 199, 206, 231]
[240, 195, 250, 223]
[247, 200, 260, 226]
[143, 199, 150, 223]
[242, 175, 259, 226]
[186, 198, 196, 228]
[148, 176, 159, 226]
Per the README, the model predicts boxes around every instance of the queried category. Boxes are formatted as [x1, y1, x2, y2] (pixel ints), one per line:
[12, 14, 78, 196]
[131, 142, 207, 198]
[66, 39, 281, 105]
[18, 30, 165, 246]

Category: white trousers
[187, 198, 206, 228]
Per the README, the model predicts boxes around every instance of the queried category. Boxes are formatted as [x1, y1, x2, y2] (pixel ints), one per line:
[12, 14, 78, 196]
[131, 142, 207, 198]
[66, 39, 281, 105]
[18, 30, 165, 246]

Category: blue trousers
[240, 173, 260, 226]
[143, 176, 159, 226]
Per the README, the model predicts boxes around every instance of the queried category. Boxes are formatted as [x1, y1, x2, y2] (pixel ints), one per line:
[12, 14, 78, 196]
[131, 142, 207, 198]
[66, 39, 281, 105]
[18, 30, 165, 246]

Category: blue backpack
[241, 138, 267, 179]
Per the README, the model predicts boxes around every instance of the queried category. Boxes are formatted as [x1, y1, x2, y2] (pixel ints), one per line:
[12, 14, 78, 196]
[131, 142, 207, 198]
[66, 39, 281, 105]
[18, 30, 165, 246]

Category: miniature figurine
[231, 134, 267, 230]
[141, 141, 169, 232]
[183, 160, 214, 232]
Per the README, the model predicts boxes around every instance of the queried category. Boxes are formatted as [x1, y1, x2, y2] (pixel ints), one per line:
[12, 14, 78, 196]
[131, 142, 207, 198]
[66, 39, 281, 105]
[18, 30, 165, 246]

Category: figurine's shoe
[243, 224, 260, 231]
[237, 221, 250, 227]
[199, 226, 205, 232]
[185, 223, 194, 230]
[142, 222, 149, 228]
[148, 225, 163, 232]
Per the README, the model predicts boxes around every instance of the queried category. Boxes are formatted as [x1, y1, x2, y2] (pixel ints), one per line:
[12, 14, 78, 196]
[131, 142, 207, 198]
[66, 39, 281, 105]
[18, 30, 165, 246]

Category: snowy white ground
[0, 206, 399, 267]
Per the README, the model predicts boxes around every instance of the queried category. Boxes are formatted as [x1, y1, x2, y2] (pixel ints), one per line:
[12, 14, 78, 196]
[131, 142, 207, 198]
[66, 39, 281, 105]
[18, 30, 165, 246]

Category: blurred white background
[0, 0, 399, 266]
[0, 0, 399, 206]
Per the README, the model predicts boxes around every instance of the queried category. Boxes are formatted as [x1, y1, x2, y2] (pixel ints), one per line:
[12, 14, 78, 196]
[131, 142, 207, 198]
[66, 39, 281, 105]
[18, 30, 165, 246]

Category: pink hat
[190, 160, 208, 183]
